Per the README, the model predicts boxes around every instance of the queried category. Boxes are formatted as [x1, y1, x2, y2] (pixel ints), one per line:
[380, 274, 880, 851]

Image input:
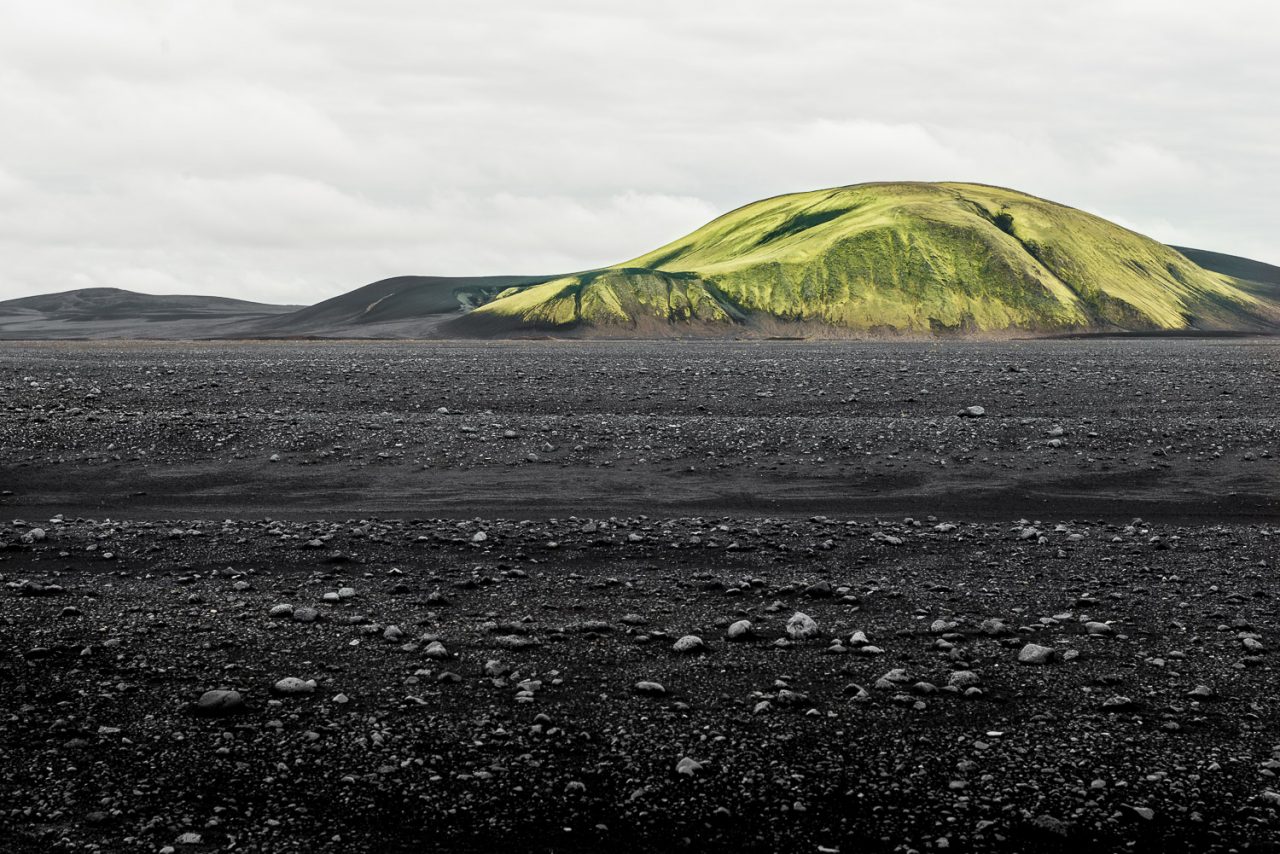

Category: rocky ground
[1, 338, 1278, 853]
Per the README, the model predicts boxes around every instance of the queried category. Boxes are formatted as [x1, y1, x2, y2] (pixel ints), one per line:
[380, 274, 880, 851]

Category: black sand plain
[2, 338, 1278, 853]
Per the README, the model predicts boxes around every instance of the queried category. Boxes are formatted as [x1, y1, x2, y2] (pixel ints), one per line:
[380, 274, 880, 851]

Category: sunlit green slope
[463, 182, 1269, 335]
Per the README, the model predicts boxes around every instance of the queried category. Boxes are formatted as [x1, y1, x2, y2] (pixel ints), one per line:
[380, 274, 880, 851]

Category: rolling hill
[245, 275, 552, 338]
[456, 182, 1276, 336]
[0, 276, 551, 340]
[0, 287, 298, 340]
[1171, 246, 1280, 302]
[2, 183, 1276, 340]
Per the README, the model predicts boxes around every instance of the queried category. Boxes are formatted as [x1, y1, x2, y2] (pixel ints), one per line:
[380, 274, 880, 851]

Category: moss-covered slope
[462, 182, 1271, 335]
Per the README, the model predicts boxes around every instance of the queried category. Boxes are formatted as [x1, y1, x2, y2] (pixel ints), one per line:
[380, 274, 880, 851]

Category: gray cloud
[1, 0, 1276, 303]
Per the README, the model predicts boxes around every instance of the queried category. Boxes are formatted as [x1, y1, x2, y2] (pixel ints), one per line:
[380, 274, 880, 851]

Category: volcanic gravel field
[2, 339, 1279, 853]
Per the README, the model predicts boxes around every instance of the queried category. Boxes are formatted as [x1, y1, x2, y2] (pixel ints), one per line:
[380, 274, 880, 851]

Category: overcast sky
[1, 1, 1276, 304]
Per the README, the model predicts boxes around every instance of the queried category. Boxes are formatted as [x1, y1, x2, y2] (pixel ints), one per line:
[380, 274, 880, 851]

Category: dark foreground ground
[1, 339, 1278, 853]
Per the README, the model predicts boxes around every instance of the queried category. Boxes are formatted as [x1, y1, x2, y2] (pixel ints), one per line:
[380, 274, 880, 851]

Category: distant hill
[1172, 246, 1280, 302]
[456, 182, 1276, 336]
[0, 287, 297, 340]
[246, 275, 552, 338]
[2, 186, 1277, 340]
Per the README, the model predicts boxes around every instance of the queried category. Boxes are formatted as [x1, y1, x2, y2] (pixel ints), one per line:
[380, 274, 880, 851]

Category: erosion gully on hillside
[1, 339, 1278, 853]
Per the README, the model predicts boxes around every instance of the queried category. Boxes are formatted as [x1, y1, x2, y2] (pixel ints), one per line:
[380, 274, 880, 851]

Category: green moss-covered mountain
[458, 182, 1275, 336]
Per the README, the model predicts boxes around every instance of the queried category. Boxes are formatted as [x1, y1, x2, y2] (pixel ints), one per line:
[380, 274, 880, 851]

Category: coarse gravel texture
[1, 339, 1276, 522]
[1, 338, 1278, 853]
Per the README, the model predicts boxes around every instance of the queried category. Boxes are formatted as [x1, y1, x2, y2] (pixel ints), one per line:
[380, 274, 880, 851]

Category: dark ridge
[643, 246, 690, 269]
[1172, 246, 1280, 287]
[1039, 329, 1275, 340]
[0, 287, 300, 339]
[756, 206, 858, 246]
[0, 287, 295, 319]
[248, 274, 555, 334]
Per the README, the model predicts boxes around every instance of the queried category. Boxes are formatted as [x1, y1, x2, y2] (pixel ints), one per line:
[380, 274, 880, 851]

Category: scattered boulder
[193, 690, 244, 716]
[492, 634, 540, 650]
[272, 677, 316, 696]
[673, 635, 706, 654]
[675, 757, 704, 777]
[875, 669, 911, 690]
[804, 581, 833, 598]
[981, 619, 1011, 637]
[1101, 695, 1138, 712]
[1018, 643, 1056, 665]
[786, 612, 820, 641]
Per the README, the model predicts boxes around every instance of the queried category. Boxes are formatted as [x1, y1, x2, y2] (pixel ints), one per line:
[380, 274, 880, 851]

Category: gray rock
[726, 619, 753, 640]
[980, 618, 1011, 637]
[272, 677, 316, 695]
[675, 756, 704, 777]
[1029, 814, 1071, 837]
[194, 689, 244, 716]
[1018, 643, 1056, 665]
[874, 668, 911, 690]
[845, 683, 871, 701]
[786, 612, 820, 640]
[492, 634, 539, 650]
[804, 581, 833, 598]
[1123, 804, 1155, 821]
[774, 688, 809, 707]
[672, 635, 706, 654]
[1101, 695, 1137, 712]
[634, 681, 666, 696]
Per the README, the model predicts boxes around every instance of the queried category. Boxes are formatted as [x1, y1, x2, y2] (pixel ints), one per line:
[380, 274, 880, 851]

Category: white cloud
[0, 0, 1276, 302]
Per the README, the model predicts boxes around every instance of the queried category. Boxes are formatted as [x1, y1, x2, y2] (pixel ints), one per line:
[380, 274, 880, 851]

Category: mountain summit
[458, 182, 1272, 336]
[3, 183, 1275, 340]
